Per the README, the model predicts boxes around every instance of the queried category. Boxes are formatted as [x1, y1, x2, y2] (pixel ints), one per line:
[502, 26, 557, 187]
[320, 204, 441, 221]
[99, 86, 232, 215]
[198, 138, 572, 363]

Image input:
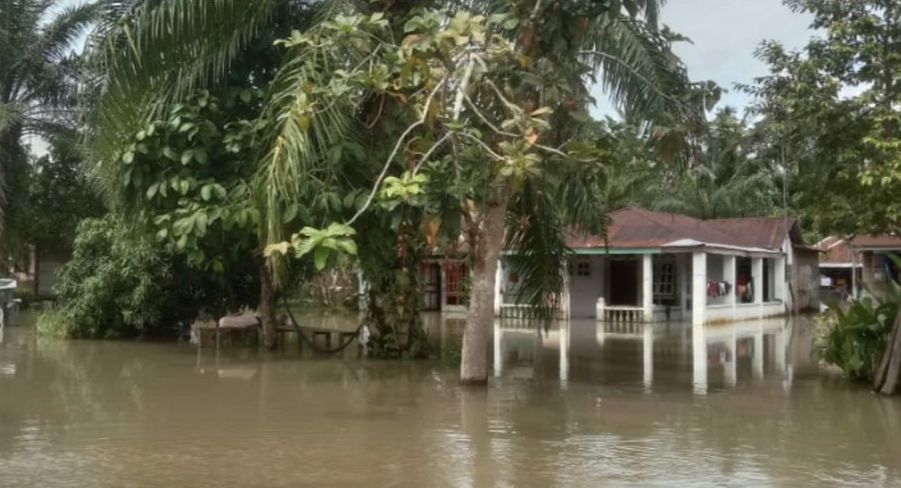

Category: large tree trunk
[874, 309, 901, 395]
[460, 199, 508, 385]
[259, 263, 278, 349]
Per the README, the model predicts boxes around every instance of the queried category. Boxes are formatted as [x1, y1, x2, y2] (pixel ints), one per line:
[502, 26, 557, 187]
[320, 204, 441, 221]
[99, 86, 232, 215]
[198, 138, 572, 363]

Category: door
[609, 259, 639, 305]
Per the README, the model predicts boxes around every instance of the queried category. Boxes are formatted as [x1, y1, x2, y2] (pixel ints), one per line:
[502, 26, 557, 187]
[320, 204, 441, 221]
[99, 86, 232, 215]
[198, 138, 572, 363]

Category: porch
[497, 247, 789, 325]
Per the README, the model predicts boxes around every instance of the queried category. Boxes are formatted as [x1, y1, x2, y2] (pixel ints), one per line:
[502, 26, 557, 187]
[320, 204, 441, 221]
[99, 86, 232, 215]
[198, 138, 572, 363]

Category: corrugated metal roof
[567, 208, 802, 252]
[850, 235, 901, 249]
[815, 235, 901, 264]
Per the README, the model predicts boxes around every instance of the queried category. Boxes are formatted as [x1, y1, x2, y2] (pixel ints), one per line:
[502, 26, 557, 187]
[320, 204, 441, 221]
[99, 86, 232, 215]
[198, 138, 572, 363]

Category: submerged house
[817, 235, 901, 302]
[497, 208, 820, 325]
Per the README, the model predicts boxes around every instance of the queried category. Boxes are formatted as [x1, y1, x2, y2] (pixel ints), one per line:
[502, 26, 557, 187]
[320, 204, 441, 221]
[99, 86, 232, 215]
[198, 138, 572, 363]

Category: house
[497, 208, 820, 325]
[817, 235, 901, 301]
[5, 244, 68, 298]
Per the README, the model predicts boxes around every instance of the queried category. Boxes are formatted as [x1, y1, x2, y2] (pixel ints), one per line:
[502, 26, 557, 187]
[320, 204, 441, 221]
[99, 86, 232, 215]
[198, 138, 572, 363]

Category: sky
[590, 0, 815, 119]
[29, 0, 816, 154]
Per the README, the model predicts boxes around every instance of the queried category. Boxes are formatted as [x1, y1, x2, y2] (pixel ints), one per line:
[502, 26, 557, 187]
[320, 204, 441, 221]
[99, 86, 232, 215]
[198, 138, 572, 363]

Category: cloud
[590, 0, 814, 118]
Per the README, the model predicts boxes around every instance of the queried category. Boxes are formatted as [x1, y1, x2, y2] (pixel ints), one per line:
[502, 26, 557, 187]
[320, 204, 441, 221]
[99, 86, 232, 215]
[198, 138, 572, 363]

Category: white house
[497, 208, 820, 325]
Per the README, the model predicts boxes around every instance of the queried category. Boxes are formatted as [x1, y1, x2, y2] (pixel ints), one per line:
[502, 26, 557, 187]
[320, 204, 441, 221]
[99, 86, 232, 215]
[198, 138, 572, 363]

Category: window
[653, 260, 675, 297]
[576, 260, 591, 277]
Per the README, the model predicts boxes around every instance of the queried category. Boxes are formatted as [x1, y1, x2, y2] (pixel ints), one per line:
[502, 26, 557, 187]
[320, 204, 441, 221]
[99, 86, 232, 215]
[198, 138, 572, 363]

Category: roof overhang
[660, 239, 783, 257]
[851, 246, 901, 252]
[819, 263, 862, 269]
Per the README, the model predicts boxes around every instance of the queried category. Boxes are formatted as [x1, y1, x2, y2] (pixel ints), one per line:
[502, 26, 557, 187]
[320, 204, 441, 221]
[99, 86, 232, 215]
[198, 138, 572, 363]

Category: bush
[815, 296, 898, 381]
[37, 217, 194, 339]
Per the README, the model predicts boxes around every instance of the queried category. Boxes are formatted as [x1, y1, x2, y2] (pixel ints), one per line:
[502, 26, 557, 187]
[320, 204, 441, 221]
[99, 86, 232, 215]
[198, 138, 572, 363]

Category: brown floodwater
[1, 312, 900, 487]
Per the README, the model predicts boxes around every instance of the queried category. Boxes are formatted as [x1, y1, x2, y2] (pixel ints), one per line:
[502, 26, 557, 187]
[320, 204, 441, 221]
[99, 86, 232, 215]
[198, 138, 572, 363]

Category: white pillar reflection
[753, 329, 765, 380]
[559, 322, 570, 384]
[724, 337, 737, 387]
[595, 320, 606, 347]
[775, 323, 787, 374]
[692, 324, 707, 395]
[642, 324, 654, 392]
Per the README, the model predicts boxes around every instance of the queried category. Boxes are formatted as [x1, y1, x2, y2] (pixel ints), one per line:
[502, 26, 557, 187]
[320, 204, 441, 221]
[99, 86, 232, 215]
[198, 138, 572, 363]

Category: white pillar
[692, 252, 707, 327]
[642, 254, 654, 322]
[560, 261, 571, 319]
[642, 324, 654, 392]
[725, 255, 737, 308]
[493, 321, 503, 377]
[775, 256, 787, 305]
[752, 257, 763, 305]
[676, 254, 687, 313]
[493, 259, 504, 316]
[595, 297, 606, 321]
[852, 251, 859, 299]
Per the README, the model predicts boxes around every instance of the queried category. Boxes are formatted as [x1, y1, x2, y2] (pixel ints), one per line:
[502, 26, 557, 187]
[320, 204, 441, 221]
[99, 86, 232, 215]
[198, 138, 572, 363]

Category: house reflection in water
[489, 317, 791, 395]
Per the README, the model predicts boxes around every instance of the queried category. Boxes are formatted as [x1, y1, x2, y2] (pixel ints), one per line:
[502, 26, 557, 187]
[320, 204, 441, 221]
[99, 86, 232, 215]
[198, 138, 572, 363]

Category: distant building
[5, 244, 68, 298]
[818, 235, 901, 302]
[495, 208, 820, 324]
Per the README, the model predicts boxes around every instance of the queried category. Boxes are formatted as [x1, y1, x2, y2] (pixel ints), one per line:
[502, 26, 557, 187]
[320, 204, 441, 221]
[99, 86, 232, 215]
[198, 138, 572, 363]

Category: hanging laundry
[707, 280, 734, 299]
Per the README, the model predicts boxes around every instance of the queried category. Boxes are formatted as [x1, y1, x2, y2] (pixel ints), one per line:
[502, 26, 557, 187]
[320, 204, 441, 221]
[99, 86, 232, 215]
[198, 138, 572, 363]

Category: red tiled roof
[567, 207, 802, 252]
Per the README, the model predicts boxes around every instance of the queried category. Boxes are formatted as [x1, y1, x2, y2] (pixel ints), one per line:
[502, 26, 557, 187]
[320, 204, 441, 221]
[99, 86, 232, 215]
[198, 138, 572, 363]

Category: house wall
[569, 256, 605, 318]
[706, 302, 785, 323]
[37, 255, 66, 296]
[792, 249, 820, 312]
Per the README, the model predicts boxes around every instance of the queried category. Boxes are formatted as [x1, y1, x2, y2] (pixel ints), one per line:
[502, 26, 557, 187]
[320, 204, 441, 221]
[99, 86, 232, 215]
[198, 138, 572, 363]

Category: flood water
[1, 313, 900, 487]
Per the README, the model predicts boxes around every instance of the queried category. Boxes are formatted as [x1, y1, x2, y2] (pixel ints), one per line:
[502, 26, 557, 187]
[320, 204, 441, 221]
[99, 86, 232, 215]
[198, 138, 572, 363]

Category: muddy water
[1, 313, 900, 487]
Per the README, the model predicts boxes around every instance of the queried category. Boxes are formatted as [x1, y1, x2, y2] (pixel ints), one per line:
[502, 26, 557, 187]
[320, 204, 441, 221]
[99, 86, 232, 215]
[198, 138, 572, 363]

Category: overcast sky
[591, 0, 815, 118]
[30, 0, 816, 154]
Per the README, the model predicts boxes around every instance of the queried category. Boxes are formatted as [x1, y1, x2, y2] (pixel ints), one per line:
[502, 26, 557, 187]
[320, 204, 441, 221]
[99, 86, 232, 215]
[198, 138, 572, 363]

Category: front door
[609, 259, 639, 305]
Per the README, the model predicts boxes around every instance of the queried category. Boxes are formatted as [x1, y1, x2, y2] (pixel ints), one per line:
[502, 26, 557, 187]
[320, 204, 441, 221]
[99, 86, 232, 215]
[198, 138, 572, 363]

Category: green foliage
[652, 108, 779, 219]
[116, 89, 261, 269]
[39, 217, 189, 339]
[0, 0, 99, 243]
[746, 0, 901, 236]
[815, 295, 899, 382]
[267, 223, 358, 271]
[18, 137, 105, 252]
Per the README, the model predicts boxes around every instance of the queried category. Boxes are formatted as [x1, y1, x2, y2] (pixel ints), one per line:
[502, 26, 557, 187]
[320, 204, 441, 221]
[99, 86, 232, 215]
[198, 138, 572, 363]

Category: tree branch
[347, 77, 447, 225]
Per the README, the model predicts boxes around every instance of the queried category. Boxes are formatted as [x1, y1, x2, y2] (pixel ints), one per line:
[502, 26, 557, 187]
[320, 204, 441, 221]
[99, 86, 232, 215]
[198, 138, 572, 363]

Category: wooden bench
[275, 324, 357, 349]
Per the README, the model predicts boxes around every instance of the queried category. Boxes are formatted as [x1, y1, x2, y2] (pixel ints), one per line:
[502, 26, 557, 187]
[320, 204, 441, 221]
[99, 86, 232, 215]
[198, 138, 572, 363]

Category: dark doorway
[609, 259, 639, 305]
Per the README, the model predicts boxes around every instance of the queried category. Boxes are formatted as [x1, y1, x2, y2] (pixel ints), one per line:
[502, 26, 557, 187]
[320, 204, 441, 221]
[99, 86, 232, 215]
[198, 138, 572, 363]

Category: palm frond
[88, 0, 282, 204]
[580, 11, 681, 122]
[253, 0, 368, 284]
[505, 179, 570, 320]
[35, 1, 101, 63]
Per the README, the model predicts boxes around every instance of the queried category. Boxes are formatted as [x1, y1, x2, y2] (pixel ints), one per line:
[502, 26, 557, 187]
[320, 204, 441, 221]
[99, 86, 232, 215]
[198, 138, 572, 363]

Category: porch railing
[596, 298, 645, 323]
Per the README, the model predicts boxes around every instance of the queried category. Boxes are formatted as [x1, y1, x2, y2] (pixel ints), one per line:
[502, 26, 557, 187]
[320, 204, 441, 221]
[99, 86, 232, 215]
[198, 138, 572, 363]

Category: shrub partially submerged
[815, 295, 898, 382]
[37, 217, 192, 339]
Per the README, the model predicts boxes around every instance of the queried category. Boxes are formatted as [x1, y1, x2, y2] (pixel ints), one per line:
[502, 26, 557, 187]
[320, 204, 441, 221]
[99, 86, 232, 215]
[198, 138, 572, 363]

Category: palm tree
[0, 0, 99, 243]
[89, 0, 697, 379]
[652, 108, 778, 219]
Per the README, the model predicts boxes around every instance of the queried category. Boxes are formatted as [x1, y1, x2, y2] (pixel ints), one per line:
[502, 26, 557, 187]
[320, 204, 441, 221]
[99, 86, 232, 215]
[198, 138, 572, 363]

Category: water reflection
[489, 317, 792, 396]
[1, 315, 900, 487]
